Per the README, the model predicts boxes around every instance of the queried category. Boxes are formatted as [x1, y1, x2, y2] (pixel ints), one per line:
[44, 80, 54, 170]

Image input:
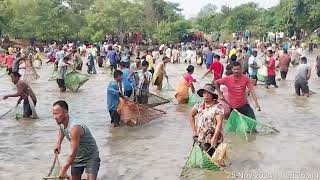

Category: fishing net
[43, 154, 69, 180]
[133, 87, 170, 107]
[48, 67, 58, 81]
[224, 110, 279, 141]
[0, 68, 6, 77]
[0, 105, 23, 120]
[23, 67, 40, 84]
[64, 71, 90, 92]
[163, 79, 175, 91]
[181, 143, 221, 177]
[118, 99, 166, 126]
[188, 93, 202, 106]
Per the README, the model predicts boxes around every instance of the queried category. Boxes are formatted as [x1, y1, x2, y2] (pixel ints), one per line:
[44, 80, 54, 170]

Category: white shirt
[138, 70, 152, 90]
[186, 50, 193, 59]
[165, 48, 172, 58]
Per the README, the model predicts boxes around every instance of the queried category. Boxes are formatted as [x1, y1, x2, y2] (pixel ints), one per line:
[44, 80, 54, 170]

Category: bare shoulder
[17, 80, 28, 88]
[71, 125, 84, 136]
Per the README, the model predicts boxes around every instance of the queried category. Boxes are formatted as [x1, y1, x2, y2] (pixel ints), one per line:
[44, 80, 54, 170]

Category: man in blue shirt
[120, 61, 134, 97]
[107, 46, 118, 73]
[107, 70, 123, 128]
[205, 47, 214, 69]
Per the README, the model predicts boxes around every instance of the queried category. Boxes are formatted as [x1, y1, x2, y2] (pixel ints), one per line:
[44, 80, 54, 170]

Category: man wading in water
[3, 72, 37, 118]
[215, 62, 261, 119]
[53, 100, 100, 180]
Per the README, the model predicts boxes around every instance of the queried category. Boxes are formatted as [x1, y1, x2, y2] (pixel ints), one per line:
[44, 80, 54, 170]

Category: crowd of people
[0, 35, 319, 179]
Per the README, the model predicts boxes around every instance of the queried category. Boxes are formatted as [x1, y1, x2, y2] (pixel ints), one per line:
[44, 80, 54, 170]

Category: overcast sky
[167, 0, 280, 18]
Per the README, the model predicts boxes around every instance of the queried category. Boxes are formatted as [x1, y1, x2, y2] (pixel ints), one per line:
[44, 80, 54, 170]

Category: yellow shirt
[229, 48, 237, 58]
[146, 55, 153, 70]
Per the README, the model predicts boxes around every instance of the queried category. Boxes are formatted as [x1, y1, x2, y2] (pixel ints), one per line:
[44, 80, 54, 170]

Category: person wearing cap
[136, 61, 153, 104]
[153, 57, 170, 90]
[189, 84, 224, 155]
[130, 57, 143, 72]
[129, 57, 143, 87]
[175, 65, 196, 104]
[3, 72, 37, 118]
[215, 61, 260, 120]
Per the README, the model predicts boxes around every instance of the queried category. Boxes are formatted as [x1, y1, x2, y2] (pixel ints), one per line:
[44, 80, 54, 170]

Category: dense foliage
[0, 0, 319, 43]
[194, 0, 320, 37]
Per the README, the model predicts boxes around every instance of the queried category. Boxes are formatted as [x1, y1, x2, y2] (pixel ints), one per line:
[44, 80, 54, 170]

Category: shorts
[57, 79, 65, 88]
[7, 68, 12, 75]
[109, 110, 120, 126]
[235, 104, 256, 120]
[294, 79, 309, 96]
[71, 158, 100, 176]
[23, 98, 37, 116]
[124, 90, 133, 97]
[250, 75, 257, 80]
[266, 75, 277, 86]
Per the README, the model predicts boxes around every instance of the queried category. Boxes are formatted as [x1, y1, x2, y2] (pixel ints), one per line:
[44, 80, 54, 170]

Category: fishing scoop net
[188, 93, 202, 107]
[163, 79, 175, 91]
[118, 99, 166, 126]
[0, 105, 23, 120]
[64, 71, 90, 92]
[180, 142, 223, 177]
[133, 87, 170, 107]
[43, 154, 69, 180]
[224, 110, 279, 141]
[23, 67, 39, 84]
[0, 68, 6, 77]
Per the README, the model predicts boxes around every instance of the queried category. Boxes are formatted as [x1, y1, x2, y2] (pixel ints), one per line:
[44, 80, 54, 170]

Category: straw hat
[197, 84, 218, 99]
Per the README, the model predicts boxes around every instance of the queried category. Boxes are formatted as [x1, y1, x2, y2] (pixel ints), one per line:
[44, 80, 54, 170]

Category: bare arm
[190, 84, 195, 93]
[211, 114, 223, 147]
[306, 67, 311, 80]
[56, 128, 65, 147]
[189, 110, 198, 137]
[4, 83, 25, 98]
[214, 81, 224, 100]
[247, 83, 261, 111]
[202, 70, 211, 79]
[60, 125, 82, 177]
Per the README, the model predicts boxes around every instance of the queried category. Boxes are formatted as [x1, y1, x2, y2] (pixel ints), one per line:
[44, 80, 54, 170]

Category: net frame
[224, 110, 279, 141]
[118, 98, 166, 126]
[187, 93, 202, 107]
[180, 142, 229, 177]
[163, 78, 175, 91]
[0, 104, 23, 120]
[132, 87, 170, 107]
[64, 70, 90, 92]
[43, 153, 70, 180]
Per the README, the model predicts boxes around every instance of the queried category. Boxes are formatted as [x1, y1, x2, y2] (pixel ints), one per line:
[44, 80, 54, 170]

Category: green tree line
[194, 0, 320, 38]
[0, 0, 319, 43]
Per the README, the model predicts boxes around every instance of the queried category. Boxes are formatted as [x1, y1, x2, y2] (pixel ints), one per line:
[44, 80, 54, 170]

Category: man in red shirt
[201, 55, 224, 82]
[278, 49, 291, 80]
[265, 50, 278, 88]
[4, 51, 15, 74]
[215, 61, 260, 119]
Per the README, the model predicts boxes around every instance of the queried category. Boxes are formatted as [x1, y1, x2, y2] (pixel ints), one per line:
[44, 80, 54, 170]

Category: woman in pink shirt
[175, 65, 196, 104]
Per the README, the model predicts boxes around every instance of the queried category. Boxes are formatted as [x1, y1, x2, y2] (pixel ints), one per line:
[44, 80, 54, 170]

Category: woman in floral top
[189, 84, 224, 155]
